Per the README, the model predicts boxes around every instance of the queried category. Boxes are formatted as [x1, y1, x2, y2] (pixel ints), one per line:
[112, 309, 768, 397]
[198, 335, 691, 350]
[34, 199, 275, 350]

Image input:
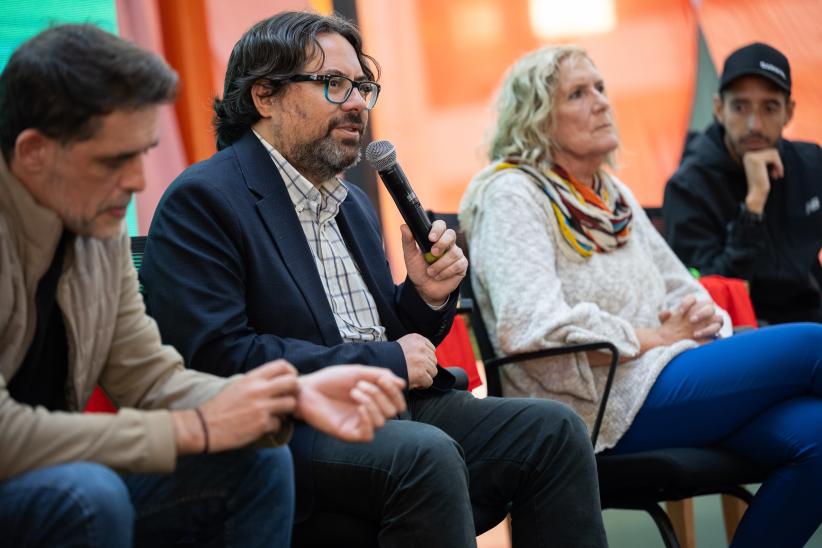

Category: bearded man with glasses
[141, 11, 606, 547]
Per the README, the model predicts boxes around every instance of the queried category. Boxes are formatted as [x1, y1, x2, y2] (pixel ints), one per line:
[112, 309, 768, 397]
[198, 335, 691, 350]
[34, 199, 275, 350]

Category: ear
[251, 81, 279, 119]
[11, 129, 55, 178]
[785, 97, 795, 126]
[712, 94, 724, 124]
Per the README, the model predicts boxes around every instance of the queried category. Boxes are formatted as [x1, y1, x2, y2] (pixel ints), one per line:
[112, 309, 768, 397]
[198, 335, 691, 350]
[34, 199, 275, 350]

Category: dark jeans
[0, 446, 294, 548]
[294, 390, 606, 548]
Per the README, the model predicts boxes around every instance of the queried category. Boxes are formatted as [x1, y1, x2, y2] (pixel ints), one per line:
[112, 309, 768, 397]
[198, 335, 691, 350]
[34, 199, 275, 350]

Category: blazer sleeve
[394, 279, 457, 346]
[141, 176, 409, 382]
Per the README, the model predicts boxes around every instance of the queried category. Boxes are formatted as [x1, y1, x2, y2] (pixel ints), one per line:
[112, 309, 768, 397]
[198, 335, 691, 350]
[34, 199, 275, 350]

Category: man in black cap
[663, 42, 822, 324]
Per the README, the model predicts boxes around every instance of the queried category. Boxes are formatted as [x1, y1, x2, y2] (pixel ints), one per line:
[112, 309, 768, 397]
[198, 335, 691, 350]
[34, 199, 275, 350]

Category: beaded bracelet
[194, 408, 210, 454]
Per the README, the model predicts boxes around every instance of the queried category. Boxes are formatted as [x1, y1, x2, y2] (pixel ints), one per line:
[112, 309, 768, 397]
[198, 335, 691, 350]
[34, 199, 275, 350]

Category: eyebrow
[321, 68, 369, 81]
[96, 140, 160, 163]
[565, 79, 603, 92]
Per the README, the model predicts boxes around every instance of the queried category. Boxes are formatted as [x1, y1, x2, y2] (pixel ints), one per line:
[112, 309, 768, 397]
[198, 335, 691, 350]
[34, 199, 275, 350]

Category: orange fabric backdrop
[117, 0, 820, 249]
[698, 0, 822, 145]
[206, 0, 319, 101]
[116, 0, 319, 232]
[357, 0, 697, 280]
[115, 0, 188, 233]
[156, 0, 217, 166]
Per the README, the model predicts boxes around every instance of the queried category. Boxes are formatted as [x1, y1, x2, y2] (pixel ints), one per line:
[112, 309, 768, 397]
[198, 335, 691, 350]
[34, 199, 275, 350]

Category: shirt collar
[253, 130, 347, 215]
[0, 152, 67, 269]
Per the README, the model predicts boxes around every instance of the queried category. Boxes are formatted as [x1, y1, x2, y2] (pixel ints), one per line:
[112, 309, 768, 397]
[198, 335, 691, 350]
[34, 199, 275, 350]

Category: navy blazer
[141, 130, 456, 520]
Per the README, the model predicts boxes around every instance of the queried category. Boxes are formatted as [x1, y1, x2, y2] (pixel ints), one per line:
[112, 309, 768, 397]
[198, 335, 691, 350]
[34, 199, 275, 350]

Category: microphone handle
[379, 164, 437, 264]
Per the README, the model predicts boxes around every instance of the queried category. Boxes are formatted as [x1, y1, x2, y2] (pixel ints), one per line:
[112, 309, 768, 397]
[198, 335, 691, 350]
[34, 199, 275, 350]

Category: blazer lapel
[232, 132, 342, 345]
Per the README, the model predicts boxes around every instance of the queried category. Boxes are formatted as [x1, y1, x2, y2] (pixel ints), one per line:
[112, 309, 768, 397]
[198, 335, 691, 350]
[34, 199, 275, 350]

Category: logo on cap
[759, 61, 787, 81]
[719, 42, 791, 94]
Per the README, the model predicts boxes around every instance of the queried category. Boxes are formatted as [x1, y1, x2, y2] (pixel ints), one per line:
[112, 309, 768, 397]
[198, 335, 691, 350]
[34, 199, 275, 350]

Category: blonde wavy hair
[489, 45, 614, 171]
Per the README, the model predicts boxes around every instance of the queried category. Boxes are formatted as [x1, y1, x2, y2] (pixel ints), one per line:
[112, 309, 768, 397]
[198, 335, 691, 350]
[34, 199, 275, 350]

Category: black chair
[130, 235, 147, 293]
[643, 206, 667, 238]
[428, 212, 765, 548]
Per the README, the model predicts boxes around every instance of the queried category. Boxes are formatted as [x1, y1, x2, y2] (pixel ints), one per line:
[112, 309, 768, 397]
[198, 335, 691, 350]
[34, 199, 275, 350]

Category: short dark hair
[0, 24, 178, 162]
[214, 11, 379, 150]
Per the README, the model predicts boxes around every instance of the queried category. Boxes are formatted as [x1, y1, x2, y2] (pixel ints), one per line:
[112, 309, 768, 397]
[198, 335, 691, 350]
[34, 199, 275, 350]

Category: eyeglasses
[283, 74, 381, 110]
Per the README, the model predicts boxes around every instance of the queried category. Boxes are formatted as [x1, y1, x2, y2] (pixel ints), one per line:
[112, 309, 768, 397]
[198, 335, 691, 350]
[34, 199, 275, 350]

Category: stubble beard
[288, 113, 365, 183]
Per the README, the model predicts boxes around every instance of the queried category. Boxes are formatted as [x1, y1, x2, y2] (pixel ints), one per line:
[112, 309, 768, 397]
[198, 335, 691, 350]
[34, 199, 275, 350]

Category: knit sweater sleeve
[467, 173, 640, 401]
[619, 181, 733, 337]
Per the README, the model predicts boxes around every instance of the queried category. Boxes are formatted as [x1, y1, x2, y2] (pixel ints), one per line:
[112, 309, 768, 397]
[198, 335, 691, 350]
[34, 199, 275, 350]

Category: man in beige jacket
[0, 24, 405, 548]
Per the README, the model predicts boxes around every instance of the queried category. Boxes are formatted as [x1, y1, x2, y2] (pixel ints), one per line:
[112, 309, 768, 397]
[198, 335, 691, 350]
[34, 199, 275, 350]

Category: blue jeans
[0, 446, 294, 548]
[610, 323, 822, 548]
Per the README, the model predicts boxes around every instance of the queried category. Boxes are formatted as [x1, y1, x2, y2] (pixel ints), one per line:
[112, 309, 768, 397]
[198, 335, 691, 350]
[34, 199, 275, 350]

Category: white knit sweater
[459, 165, 731, 452]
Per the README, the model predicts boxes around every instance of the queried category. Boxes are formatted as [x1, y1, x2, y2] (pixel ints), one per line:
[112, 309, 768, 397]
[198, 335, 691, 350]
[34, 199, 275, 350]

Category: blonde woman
[460, 45, 822, 548]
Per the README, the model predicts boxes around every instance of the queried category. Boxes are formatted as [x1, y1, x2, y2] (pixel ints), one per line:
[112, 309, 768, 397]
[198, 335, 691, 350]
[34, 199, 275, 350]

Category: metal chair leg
[644, 502, 682, 548]
[722, 485, 755, 504]
[666, 499, 696, 548]
[720, 485, 755, 544]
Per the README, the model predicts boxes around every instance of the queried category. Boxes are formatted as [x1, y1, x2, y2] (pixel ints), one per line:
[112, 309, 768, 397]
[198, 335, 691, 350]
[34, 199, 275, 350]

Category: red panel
[84, 387, 117, 414]
[435, 315, 483, 390]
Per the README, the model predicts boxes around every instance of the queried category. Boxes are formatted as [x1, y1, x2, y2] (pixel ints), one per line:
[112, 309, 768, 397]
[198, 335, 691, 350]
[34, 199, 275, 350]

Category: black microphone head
[365, 140, 397, 172]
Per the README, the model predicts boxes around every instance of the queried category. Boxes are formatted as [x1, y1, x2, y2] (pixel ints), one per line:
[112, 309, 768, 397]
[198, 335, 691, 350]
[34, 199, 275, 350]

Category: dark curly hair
[213, 11, 379, 150]
[0, 24, 178, 162]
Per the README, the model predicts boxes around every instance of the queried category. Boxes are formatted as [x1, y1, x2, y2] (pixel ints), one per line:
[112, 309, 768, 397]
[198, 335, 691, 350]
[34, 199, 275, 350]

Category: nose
[120, 156, 147, 193]
[747, 111, 764, 132]
[593, 89, 610, 112]
[341, 86, 368, 112]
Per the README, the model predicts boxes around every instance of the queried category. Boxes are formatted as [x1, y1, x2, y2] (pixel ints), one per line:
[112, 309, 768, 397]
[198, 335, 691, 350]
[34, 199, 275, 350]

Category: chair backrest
[426, 211, 516, 398]
[131, 235, 147, 292]
[643, 206, 666, 237]
[458, 266, 505, 397]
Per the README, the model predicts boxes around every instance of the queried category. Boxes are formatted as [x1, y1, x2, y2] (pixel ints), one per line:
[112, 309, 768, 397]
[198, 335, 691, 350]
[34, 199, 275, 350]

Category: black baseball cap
[719, 42, 791, 95]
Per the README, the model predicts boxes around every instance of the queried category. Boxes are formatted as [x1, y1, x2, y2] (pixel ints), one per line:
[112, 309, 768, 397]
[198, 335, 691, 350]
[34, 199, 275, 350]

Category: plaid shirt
[255, 132, 387, 343]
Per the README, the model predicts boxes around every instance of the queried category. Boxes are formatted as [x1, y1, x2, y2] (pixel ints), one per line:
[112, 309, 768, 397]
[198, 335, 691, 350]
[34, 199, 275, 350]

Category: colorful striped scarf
[495, 161, 633, 259]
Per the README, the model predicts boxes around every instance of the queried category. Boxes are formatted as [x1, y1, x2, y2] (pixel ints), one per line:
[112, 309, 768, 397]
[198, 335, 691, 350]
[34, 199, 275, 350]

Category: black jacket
[663, 122, 822, 324]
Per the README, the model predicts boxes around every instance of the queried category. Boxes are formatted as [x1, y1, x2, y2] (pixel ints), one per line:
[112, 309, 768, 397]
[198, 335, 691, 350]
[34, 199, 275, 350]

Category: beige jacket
[0, 157, 237, 480]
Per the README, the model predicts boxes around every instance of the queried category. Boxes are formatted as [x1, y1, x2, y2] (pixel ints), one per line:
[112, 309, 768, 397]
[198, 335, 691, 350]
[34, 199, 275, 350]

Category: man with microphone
[0, 23, 405, 547]
[141, 11, 605, 547]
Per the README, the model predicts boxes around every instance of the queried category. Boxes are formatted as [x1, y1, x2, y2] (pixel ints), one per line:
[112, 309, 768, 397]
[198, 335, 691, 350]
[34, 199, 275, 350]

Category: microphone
[365, 140, 437, 264]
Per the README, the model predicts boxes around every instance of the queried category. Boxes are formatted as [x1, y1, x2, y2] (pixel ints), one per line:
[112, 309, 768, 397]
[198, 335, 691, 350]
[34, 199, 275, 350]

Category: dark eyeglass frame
[282, 73, 381, 109]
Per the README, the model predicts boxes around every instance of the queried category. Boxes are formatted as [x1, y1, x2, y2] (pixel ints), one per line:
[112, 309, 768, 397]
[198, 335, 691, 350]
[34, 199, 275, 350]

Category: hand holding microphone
[366, 140, 438, 264]
[365, 139, 468, 305]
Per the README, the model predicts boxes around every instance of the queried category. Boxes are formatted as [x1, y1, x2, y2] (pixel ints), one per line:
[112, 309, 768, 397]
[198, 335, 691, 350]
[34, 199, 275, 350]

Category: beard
[289, 112, 365, 182]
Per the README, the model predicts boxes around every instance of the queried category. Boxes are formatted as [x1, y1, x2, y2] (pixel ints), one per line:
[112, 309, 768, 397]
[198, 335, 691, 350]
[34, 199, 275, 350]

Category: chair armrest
[455, 297, 473, 315]
[484, 342, 619, 448]
[445, 367, 470, 391]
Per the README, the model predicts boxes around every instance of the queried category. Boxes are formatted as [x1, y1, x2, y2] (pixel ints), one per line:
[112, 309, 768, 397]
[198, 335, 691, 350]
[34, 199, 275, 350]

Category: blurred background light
[529, 0, 616, 39]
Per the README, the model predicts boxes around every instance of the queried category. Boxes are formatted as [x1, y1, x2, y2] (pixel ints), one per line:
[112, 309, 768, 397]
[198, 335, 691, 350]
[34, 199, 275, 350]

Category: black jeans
[293, 390, 606, 548]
